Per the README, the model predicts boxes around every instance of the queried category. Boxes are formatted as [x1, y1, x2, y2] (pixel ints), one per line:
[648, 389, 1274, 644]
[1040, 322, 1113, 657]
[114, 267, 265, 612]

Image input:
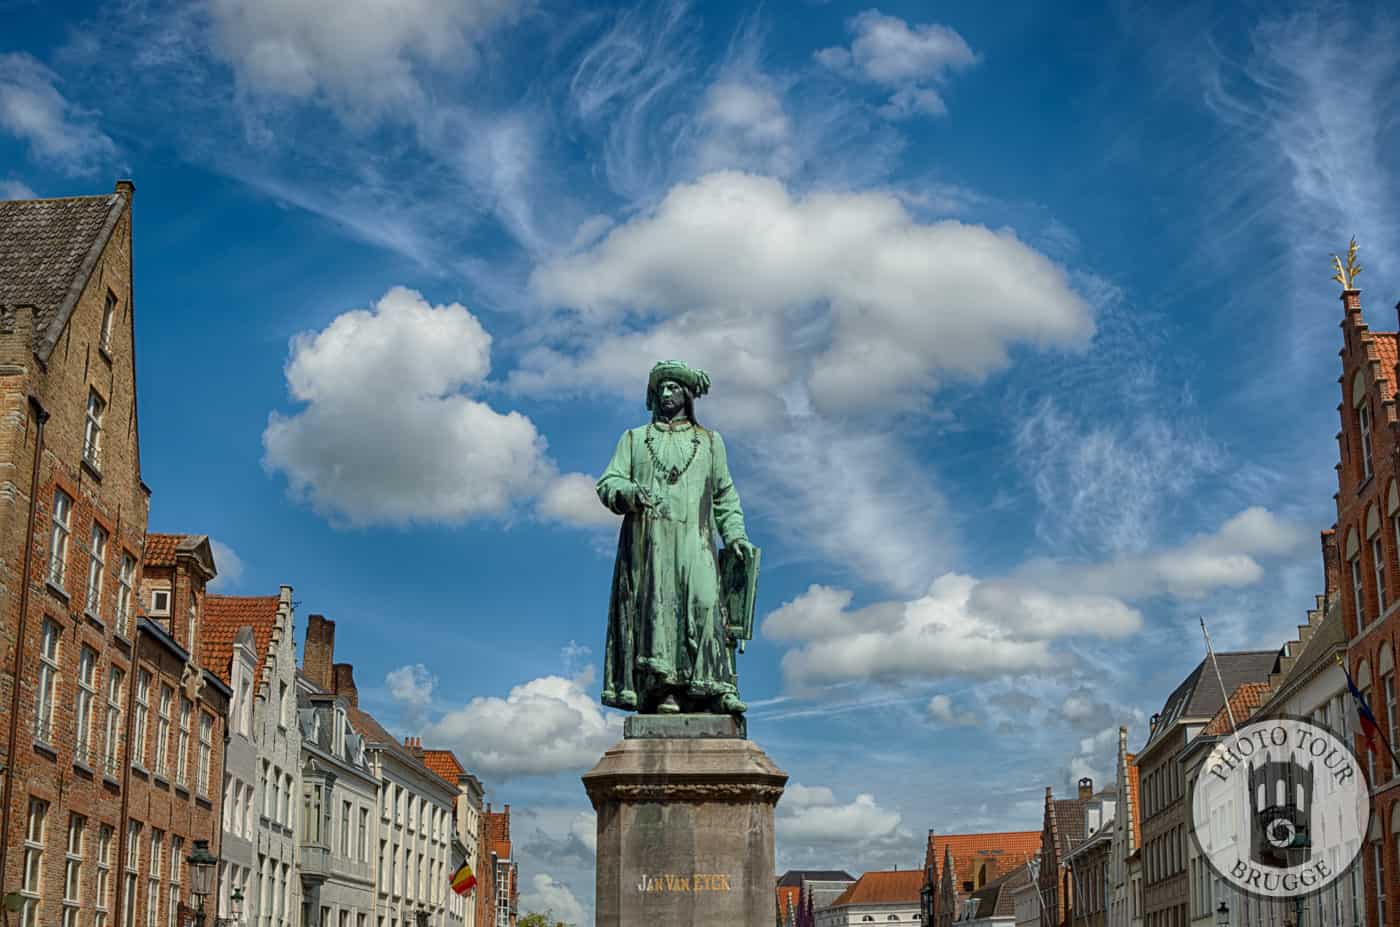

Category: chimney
[1320, 529, 1341, 604]
[115, 179, 135, 201]
[304, 614, 336, 691]
[1078, 777, 1093, 801]
[333, 663, 358, 707]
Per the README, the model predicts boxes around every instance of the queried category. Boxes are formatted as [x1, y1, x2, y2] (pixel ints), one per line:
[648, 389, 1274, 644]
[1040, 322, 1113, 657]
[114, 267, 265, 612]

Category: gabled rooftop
[829, 870, 924, 908]
[202, 594, 281, 687]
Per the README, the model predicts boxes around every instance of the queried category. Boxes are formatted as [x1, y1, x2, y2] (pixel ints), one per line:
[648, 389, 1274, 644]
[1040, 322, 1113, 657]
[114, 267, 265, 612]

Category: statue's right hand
[623, 482, 653, 512]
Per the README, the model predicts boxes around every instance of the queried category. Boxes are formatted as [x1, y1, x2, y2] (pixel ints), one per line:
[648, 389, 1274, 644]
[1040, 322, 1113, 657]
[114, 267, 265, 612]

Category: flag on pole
[1342, 662, 1382, 756]
[451, 861, 477, 896]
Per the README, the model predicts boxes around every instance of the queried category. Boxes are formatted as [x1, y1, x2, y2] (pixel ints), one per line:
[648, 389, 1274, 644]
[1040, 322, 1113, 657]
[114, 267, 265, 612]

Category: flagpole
[1336, 653, 1400, 771]
[1199, 617, 1238, 733]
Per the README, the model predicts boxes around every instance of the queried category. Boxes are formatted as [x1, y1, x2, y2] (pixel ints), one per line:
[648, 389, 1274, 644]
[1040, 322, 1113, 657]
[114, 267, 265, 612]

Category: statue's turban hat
[646, 360, 711, 410]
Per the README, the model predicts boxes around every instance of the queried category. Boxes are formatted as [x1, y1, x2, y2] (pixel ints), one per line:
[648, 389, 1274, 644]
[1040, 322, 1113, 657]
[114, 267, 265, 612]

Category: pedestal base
[582, 717, 787, 927]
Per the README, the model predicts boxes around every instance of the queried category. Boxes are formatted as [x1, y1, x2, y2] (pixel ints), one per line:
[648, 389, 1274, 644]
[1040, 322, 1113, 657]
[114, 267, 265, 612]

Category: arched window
[1348, 528, 1367, 628]
[862, 917, 875, 923]
[1357, 660, 1376, 784]
[1381, 645, 1396, 778]
[1355, 370, 1374, 481]
[1368, 505, 1388, 613]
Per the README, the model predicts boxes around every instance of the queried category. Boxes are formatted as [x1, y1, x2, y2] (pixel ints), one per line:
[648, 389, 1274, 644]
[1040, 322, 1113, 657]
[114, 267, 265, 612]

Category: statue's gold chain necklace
[644, 425, 702, 484]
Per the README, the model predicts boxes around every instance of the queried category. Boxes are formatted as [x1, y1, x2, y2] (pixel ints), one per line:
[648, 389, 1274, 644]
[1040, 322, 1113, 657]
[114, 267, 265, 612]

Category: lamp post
[188, 839, 218, 927]
[229, 887, 244, 927]
[1216, 900, 1230, 927]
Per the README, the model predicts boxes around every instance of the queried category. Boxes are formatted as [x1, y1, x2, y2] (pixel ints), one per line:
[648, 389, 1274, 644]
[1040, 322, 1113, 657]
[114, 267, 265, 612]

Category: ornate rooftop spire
[1332, 236, 1362, 291]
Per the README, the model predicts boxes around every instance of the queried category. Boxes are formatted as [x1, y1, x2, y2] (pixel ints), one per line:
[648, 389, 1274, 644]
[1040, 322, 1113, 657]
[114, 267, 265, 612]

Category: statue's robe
[596, 420, 748, 710]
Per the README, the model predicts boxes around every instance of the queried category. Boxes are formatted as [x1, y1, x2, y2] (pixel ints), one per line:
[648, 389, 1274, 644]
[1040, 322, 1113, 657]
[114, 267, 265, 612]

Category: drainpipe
[0, 396, 49, 894]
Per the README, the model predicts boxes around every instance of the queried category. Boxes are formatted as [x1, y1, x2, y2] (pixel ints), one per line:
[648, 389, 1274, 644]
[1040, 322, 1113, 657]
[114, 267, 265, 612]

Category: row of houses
[778, 273, 1400, 927]
[0, 182, 518, 927]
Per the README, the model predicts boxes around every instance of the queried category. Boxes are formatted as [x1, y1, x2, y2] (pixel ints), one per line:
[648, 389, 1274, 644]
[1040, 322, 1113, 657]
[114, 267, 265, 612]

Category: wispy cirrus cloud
[0, 52, 116, 174]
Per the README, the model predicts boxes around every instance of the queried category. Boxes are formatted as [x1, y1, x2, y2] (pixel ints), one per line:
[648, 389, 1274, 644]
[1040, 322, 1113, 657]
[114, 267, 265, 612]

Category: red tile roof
[777, 885, 801, 920]
[484, 807, 513, 860]
[926, 831, 1043, 890]
[1371, 332, 1398, 391]
[202, 595, 280, 686]
[143, 533, 190, 567]
[830, 870, 924, 907]
[1202, 681, 1271, 736]
[422, 749, 465, 784]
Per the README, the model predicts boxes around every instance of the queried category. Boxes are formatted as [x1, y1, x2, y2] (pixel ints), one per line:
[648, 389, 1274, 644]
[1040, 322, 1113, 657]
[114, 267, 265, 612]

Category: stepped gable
[926, 830, 1042, 891]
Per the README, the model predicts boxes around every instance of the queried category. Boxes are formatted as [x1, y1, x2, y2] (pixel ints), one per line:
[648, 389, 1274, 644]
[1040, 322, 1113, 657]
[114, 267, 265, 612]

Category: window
[176, 697, 192, 787]
[116, 553, 135, 637]
[85, 389, 106, 470]
[238, 678, 252, 737]
[304, 782, 324, 845]
[263, 762, 273, 817]
[48, 488, 72, 585]
[123, 822, 140, 927]
[1359, 399, 1374, 481]
[133, 669, 151, 768]
[186, 595, 197, 654]
[96, 825, 114, 927]
[34, 618, 61, 743]
[104, 667, 125, 776]
[359, 808, 370, 862]
[101, 291, 117, 352]
[147, 830, 163, 927]
[76, 646, 98, 764]
[1375, 536, 1388, 613]
[1374, 841, 1385, 926]
[150, 589, 169, 615]
[155, 685, 173, 777]
[168, 837, 182, 927]
[1353, 553, 1368, 627]
[64, 814, 85, 927]
[341, 801, 351, 856]
[198, 711, 213, 796]
[20, 798, 48, 927]
[1387, 671, 1398, 779]
[279, 681, 289, 727]
[87, 522, 109, 616]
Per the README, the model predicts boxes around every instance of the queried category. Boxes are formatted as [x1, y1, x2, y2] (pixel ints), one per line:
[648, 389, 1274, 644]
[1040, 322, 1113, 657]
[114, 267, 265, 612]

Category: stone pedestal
[582, 715, 787, 927]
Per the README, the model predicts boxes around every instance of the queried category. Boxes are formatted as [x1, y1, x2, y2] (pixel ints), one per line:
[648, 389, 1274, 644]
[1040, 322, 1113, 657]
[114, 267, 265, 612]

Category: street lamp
[1216, 901, 1230, 927]
[230, 887, 244, 923]
[188, 839, 218, 927]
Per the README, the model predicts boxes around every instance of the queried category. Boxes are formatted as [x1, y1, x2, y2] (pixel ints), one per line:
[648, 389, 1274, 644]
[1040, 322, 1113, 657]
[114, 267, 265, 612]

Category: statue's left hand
[731, 539, 757, 560]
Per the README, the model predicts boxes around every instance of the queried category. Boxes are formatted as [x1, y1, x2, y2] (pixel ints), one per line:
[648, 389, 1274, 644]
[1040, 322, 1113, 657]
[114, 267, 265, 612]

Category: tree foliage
[518, 913, 573, 927]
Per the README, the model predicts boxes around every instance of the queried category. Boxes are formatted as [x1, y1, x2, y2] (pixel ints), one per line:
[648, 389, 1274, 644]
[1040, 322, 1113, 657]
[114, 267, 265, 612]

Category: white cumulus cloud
[423, 669, 623, 778]
[523, 171, 1094, 418]
[777, 781, 905, 848]
[537, 473, 619, 527]
[0, 53, 116, 174]
[928, 694, 978, 727]
[207, 539, 245, 591]
[262, 286, 553, 526]
[386, 664, 438, 709]
[207, 0, 528, 120]
[519, 872, 587, 926]
[816, 10, 979, 118]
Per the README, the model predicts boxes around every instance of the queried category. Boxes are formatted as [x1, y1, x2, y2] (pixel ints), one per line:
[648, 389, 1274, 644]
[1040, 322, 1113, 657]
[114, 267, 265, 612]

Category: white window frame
[146, 828, 162, 927]
[198, 711, 213, 797]
[1387, 672, 1398, 780]
[76, 646, 98, 765]
[168, 837, 183, 927]
[116, 552, 135, 638]
[34, 618, 61, 743]
[1352, 554, 1368, 628]
[87, 521, 108, 617]
[48, 488, 72, 586]
[1359, 398, 1374, 481]
[1375, 535, 1388, 614]
[63, 813, 85, 927]
[154, 685, 172, 777]
[176, 697, 192, 787]
[96, 824, 114, 927]
[20, 797, 48, 927]
[104, 667, 125, 776]
[132, 669, 151, 769]
[100, 290, 117, 352]
[186, 594, 197, 654]
[84, 388, 106, 471]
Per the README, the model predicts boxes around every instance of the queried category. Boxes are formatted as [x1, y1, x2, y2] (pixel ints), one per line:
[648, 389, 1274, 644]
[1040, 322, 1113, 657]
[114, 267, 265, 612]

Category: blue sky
[5, 0, 1399, 920]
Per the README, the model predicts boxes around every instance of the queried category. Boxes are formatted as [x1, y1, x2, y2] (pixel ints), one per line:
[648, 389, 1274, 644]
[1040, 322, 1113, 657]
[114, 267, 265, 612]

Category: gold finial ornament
[1332, 237, 1362, 290]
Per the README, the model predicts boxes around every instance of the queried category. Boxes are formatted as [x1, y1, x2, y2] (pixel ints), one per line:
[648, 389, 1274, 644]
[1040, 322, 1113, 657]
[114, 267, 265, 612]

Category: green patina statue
[597, 361, 759, 716]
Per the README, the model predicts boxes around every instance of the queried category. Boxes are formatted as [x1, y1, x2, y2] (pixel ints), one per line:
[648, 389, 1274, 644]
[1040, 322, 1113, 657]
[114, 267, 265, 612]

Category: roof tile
[829, 870, 924, 908]
[1202, 681, 1272, 736]
[926, 831, 1041, 888]
[201, 594, 280, 686]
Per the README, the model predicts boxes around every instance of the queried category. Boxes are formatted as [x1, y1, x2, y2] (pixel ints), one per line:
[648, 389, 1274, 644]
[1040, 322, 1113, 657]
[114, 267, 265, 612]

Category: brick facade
[1330, 287, 1400, 927]
[0, 183, 227, 927]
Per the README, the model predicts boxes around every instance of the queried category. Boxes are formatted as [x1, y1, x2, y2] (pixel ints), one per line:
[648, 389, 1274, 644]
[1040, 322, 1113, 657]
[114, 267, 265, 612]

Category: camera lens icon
[1265, 816, 1297, 850]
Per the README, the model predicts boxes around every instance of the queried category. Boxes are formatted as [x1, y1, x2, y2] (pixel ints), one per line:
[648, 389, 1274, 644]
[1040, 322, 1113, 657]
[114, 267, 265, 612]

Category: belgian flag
[451, 861, 477, 896]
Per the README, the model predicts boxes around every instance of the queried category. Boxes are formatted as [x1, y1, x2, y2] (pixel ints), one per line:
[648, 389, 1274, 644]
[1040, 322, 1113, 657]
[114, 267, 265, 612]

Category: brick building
[922, 830, 1041, 927]
[419, 747, 485, 927]
[1328, 283, 1400, 927]
[480, 805, 517, 927]
[1037, 783, 1090, 927]
[0, 183, 227, 927]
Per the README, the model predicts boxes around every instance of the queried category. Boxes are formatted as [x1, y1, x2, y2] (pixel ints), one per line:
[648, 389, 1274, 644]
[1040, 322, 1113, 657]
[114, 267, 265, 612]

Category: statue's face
[657, 379, 687, 416]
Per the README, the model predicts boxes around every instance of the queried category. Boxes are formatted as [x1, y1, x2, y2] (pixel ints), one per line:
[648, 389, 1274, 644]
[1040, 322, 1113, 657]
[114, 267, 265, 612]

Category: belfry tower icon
[1248, 758, 1314, 868]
